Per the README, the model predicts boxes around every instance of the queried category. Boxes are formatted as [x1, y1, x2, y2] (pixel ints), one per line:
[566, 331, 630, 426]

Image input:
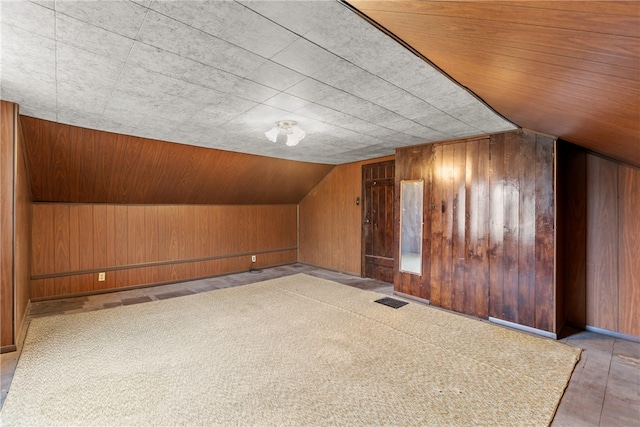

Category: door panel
[362, 162, 395, 282]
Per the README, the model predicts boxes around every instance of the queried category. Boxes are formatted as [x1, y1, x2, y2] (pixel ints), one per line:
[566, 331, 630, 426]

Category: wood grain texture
[299, 156, 394, 275]
[1, 101, 15, 347]
[586, 155, 619, 331]
[617, 164, 640, 336]
[30, 204, 297, 298]
[351, 1, 640, 167]
[14, 110, 32, 346]
[395, 130, 557, 332]
[393, 144, 432, 300]
[0, 101, 32, 349]
[21, 117, 334, 205]
[557, 142, 587, 328]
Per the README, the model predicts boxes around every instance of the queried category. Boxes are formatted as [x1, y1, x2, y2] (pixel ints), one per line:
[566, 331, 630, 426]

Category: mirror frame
[399, 179, 424, 276]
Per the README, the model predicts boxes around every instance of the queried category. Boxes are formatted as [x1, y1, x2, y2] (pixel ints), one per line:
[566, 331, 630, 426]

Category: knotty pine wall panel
[21, 117, 333, 205]
[396, 130, 557, 332]
[30, 204, 297, 299]
[394, 143, 433, 300]
[299, 156, 394, 275]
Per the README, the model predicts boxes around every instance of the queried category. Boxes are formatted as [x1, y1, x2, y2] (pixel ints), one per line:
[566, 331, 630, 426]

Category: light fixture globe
[265, 121, 305, 146]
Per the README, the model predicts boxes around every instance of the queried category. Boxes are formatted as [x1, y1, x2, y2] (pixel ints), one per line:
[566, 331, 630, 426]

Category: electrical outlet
[98, 272, 105, 281]
[251, 255, 256, 263]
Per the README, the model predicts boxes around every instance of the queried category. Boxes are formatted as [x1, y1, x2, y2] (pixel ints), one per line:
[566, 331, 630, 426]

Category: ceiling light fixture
[265, 121, 305, 146]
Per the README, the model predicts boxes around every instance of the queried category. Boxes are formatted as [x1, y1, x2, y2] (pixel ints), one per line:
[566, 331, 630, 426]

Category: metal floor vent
[374, 297, 408, 309]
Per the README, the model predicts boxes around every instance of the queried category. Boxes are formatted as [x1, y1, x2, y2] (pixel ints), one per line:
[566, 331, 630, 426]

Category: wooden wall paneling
[52, 123, 70, 201]
[1, 101, 15, 347]
[501, 132, 521, 323]
[145, 206, 159, 283]
[394, 145, 430, 299]
[31, 204, 54, 276]
[68, 205, 81, 272]
[534, 135, 555, 332]
[21, 117, 334, 205]
[429, 145, 443, 307]
[92, 204, 107, 270]
[77, 204, 94, 272]
[472, 138, 490, 319]
[439, 143, 455, 310]
[451, 142, 467, 314]
[128, 206, 146, 286]
[14, 112, 31, 345]
[586, 155, 619, 331]
[559, 143, 587, 328]
[299, 157, 391, 275]
[517, 131, 536, 328]
[113, 205, 128, 271]
[618, 164, 640, 336]
[21, 117, 53, 201]
[488, 134, 505, 320]
[53, 204, 70, 273]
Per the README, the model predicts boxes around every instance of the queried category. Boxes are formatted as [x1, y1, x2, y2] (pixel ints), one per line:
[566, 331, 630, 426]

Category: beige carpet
[1, 274, 580, 426]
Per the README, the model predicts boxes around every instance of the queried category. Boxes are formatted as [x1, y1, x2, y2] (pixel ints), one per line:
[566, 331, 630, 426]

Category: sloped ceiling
[351, 1, 640, 167]
[0, 0, 515, 166]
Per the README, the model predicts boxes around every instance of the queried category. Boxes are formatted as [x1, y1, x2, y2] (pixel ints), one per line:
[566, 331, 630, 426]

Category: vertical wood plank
[105, 204, 116, 267]
[475, 138, 490, 319]
[68, 205, 80, 271]
[451, 142, 466, 314]
[534, 136, 555, 332]
[440, 143, 455, 310]
[586, 154, 618, 330]
[618, 164, 640, 336]
[489, 135, 505, 319]
[429, 145, 443, 307]
[114, 205, 128, 267]
[53, 204, 70, 273]
[52, 124, 70, 201]
[127, 206, 146, 285]
[92, 204, 107, 269]
[77, 205, 94, 271]
[32, 204, 55, 275]
[502, 133, 520, 323]
[518, 131, 536, 328]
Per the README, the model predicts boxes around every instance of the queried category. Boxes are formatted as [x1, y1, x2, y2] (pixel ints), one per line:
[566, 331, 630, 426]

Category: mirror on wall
[399, 180, 423, 275]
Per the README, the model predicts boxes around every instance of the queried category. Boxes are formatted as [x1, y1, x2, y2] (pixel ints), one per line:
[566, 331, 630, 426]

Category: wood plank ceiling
[350, 1, 640, 167]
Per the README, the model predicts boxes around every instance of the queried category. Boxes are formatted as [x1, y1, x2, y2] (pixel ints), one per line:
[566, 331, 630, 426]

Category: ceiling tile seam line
[141, 0, 464, 127]
[339, 1, 517, 132]
[356, 7, 640, 39]
[97, 7, 153, 127]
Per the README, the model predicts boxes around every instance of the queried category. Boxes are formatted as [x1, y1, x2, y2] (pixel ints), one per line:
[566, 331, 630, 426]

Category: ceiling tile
[148, 0, 242, 38]
[285, 78, 343, 104]
[55, 0, 147, 39]
[245, 61, 306, 91]
[1, 1, 54, 39]
[218, 6, 299, 58]
[56, 42, 124, 93]
[263, 93, 311, 112]
[56, 13, 134, 61]
[240, 1, 339, 38]
[271, 38, 340, 77]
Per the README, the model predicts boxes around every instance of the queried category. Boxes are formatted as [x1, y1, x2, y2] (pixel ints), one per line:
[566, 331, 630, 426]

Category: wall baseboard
[585, 325, 640, 343]
[489, 317, 557, 340]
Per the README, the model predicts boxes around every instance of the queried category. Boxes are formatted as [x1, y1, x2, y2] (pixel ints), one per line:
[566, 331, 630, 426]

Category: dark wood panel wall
[20, 116, 334, 205]
[395, 130, 558, 333]
[299, 156, 394, 275]
[31, 204, 297, 299]
[581, 155, 640, 337]
[1, 101, 31, 351]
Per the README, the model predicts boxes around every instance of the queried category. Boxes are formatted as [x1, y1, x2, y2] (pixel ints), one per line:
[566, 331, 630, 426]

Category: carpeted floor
[0, 274, 581, 426]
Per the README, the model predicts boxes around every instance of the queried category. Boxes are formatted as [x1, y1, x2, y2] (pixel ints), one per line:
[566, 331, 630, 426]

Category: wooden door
[362, 161, 395, 282]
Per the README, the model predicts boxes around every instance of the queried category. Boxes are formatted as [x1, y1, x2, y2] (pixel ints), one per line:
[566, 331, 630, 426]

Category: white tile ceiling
[0, 0, 516, 164]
